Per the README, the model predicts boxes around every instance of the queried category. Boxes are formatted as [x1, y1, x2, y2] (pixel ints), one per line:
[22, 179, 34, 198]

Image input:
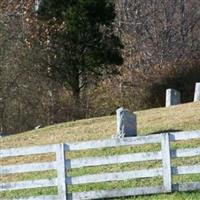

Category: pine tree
[38, 0, 123, 118]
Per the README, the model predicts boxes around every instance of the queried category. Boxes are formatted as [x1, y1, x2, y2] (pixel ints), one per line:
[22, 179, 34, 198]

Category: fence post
[56, 143, 67, 200]
[161, 133, 172, 193]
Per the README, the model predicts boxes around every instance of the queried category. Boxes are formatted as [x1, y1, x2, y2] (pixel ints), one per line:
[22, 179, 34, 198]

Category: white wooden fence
[0, 130, 200, 200]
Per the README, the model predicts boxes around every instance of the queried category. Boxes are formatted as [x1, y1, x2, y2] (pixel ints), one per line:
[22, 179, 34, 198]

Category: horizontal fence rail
[64, 134, 162, 151]
[67, 186, 164, 200]
[169, 131, 200, 141]
[172, 182, 200, 192]
[66, 168, 163, 185]
[172, 165, 200, 175]
[0, 130, 200, 200]
[65, 151, 162, 169]
[171, 147, 200, 158]
[0, 178, 57, 191]
[12, 196, 59, 200]
[0, 144, 57, 158]
[0, 162, 56, 175]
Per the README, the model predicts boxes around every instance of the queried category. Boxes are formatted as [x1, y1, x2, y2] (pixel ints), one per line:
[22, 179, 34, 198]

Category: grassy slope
[1, 101, 200, 149]
[0, 102, 200, 200]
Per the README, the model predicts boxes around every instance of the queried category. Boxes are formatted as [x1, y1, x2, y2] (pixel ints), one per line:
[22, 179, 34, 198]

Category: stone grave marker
[194, 82, 200, 102]
[165, 89, 181, 107]
[115, 107, 137, 138]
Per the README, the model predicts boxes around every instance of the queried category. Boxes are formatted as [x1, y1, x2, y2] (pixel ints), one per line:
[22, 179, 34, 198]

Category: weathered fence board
[171, 147, 200, 158]
[68, 186, 164, 200]
[169, 131, 200, 141]
[173, 182, 200, 192]
[14, 195, 59, 200]
[65, 134, 161, 151]
[0, 178, 57, 191]
[65, 151, 162, 169]
[66, 168, 162, 185]
[0, 144, 56, 158]
[172, 165, 200, 175]
[161, 133, 172, 192]
[0, 162, 56, 175]
[56, 144, 67, 200]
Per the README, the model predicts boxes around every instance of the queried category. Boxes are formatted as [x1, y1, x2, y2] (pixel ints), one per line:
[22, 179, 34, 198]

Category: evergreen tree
[38, 0, 123, 118]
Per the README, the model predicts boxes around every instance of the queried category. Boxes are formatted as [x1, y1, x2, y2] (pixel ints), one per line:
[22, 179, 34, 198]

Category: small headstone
[115, 107, 137, 138]
[165, 89, 181, 107]
[194, 82, 200, 102]
[35, 125, 42, 130]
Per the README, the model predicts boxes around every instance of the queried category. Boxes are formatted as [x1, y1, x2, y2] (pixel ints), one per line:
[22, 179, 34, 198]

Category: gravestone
[35, 125, 42, 130]
[116, 107, 137, 138]
[165, 89, 181, 107]
[194, 82, 200, 102]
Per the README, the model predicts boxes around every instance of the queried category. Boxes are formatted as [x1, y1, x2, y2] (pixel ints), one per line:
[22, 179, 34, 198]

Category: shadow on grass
[149, 129, 182, 135]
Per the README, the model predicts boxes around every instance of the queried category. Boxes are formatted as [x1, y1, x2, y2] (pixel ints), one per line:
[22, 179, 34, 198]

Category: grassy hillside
[0, 102, 200, 200]
[1, 101, 200, 149]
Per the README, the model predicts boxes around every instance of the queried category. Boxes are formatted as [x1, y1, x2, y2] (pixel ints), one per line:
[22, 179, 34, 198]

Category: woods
[37, 0, 123, 118]
[0, 0, 200, 134]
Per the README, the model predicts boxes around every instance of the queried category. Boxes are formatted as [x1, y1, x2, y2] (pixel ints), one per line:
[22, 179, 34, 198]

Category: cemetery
[1, 1, 200, 200]
[0, 91, 200, 199]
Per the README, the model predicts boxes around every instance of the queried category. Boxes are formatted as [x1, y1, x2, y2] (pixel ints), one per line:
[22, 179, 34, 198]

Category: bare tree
[115, 0, 200, 68]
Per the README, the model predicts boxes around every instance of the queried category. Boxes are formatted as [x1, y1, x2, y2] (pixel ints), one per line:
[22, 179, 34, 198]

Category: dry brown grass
[0, 102, 200, 149]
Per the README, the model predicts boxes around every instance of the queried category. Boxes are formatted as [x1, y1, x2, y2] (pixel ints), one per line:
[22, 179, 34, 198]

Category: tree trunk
[180, 0, 187, 43]
[72, 88, 82, 120]
[0, 101, 6, 133]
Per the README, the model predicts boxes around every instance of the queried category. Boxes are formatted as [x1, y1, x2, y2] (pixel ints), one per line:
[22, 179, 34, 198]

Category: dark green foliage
[37, 0, 71, 20]
[38, 0, 123, 118]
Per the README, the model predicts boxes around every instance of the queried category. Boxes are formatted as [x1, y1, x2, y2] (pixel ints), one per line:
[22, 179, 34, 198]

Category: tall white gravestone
[194, 82, 200, 102]
[165, 89, 181, 107]
[116, 107, 137, 138]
